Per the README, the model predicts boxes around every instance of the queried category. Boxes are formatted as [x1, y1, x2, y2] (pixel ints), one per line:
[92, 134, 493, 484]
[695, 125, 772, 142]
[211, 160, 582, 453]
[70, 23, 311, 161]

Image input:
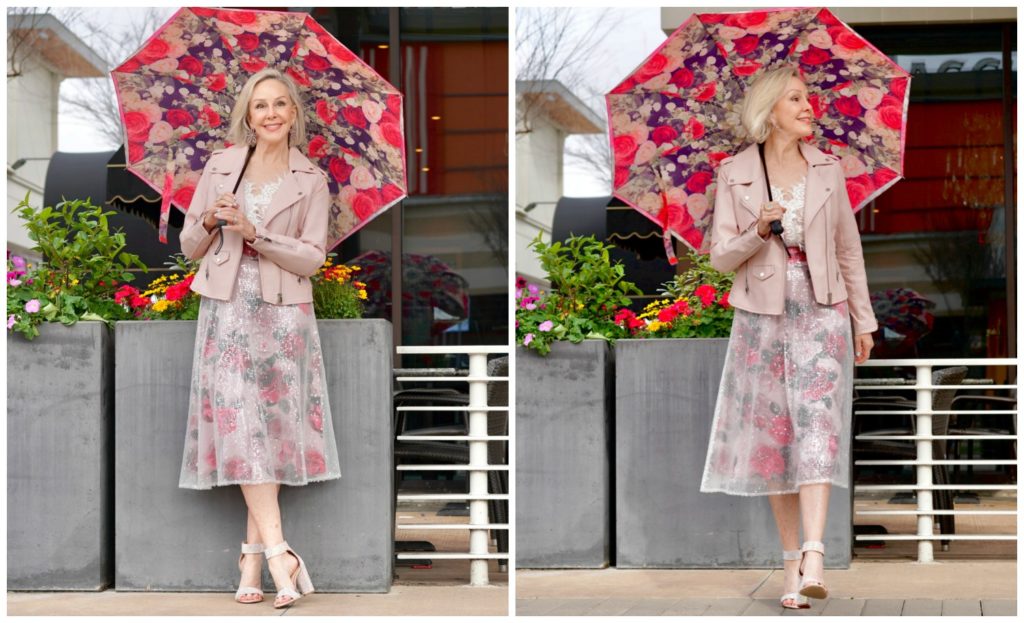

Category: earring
[244, 122, 257, 146]
[288, 124, 297, 144]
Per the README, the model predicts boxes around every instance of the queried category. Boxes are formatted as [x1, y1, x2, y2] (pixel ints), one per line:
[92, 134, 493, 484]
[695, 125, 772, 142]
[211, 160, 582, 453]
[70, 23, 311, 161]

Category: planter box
[8, 322, 113, 590]
[114, 319, 393, 592]
[516, 340, 612, 568]
[615, 338, 851, 568]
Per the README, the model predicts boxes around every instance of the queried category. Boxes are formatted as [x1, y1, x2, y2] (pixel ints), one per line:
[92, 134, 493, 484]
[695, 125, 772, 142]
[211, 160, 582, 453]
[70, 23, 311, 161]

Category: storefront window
[855, 23, 1016, 358]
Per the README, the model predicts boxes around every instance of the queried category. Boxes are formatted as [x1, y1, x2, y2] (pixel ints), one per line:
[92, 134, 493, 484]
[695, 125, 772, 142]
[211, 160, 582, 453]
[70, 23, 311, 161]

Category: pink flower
[24, 299, 40, 313]
[769, 354, 785, 379]
[523, 333, 534, 346]
[216, 408, 237, 435]
[224, 457, 252, 480]
[7, 314, 16, 329]
[751, 445, 786, 480]
[259, 366, 287, 404]
[10, 255, 25, 270]
[767, 415, 794, 446]
[538, 320, 554, 332]
[304, 449, 327, 476]
[205, 445, 218, 470]
[309, 404, 324, 432]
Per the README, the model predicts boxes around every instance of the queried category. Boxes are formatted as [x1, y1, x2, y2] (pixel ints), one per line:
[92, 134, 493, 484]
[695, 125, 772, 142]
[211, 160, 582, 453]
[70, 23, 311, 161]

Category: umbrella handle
[757, 143, 785, 237]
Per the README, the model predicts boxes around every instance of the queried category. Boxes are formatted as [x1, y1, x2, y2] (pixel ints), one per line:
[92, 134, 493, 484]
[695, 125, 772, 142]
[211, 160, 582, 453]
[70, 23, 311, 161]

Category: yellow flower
[70, 278, 79, 286]
[152, 299, 174, 312]
[647, 320, 664, 332]
[358, 290, 367, 300]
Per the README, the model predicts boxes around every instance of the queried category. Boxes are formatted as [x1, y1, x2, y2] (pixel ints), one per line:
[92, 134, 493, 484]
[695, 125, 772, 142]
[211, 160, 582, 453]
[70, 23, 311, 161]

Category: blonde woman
[700, 65, 877, 609]
[178, 68, 339, 608]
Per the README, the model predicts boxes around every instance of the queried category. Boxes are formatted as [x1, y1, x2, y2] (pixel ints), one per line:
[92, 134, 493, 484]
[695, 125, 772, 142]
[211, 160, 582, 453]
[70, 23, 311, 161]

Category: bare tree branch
[7, 7, 53, 79]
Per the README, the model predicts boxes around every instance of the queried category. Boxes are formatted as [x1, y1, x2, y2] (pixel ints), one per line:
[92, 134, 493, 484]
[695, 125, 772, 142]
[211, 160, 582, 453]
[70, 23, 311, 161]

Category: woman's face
[247, 79, 297, 147]
[770, 76, 814, 139]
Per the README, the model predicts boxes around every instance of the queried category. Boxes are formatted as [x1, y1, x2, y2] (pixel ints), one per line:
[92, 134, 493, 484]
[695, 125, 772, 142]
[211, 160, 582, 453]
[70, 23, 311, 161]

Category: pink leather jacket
[709, 141, 878, 336]
[180, 145, 331, 305]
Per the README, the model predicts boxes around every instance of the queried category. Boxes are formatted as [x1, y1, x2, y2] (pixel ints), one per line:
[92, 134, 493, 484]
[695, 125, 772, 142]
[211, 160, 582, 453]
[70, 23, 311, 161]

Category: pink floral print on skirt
[700, 258, 853, 496]
[179, 255, 341, 489]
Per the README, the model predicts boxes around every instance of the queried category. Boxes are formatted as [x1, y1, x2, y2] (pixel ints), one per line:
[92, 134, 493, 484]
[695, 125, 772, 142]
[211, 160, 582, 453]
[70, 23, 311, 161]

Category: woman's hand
[204, 193, 256, 241]
[757, 201, 786, 238]
[854, 333, 874, 364]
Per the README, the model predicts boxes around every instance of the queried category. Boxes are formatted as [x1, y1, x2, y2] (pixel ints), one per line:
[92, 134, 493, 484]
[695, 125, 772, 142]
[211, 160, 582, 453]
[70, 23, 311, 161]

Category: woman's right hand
[757, 201, 786, 238]
[203, 193, 239, 231]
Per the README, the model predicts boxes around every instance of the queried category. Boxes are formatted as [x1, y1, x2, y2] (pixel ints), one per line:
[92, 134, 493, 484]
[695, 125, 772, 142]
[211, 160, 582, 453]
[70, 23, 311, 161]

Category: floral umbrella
[112, 7, 406, 246]
[351, 250, 469, 333]
[606, 8, 910, 260]
[870, 287, 935, 340]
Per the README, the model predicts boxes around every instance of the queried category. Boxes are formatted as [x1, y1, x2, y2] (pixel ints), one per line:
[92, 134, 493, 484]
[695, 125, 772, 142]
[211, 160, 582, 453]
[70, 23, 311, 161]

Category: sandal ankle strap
[240, 542, 264, 555]
[264, 542, 292, 559]
[801, 541, 825, 554]
[783, 549, 803, 560]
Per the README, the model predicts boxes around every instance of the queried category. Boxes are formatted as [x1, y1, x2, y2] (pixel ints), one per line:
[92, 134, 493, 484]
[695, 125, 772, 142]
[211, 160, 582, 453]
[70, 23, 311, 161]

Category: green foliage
[7, 195, 147, 339]
[311, 255, 366, 319]
[516, 234, 641, 355]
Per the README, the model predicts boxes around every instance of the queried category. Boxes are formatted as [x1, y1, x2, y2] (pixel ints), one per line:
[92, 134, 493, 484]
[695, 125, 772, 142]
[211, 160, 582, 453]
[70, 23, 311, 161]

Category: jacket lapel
[800, 142, 835, 226]
[726, 143, 765, 219]
[254, 147, 317, 227]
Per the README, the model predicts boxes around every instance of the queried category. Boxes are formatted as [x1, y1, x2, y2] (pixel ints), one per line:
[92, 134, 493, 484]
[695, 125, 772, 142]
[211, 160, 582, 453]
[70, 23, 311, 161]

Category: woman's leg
[240, 483, 299, 592]
[798, 483, 830, 581]
[237, 509, 264, 595]
[768, 493, 802, 599]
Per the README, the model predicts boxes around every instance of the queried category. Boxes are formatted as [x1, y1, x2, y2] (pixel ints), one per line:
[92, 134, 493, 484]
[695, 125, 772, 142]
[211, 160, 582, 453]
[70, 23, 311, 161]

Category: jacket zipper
[826, 179, 833, 305]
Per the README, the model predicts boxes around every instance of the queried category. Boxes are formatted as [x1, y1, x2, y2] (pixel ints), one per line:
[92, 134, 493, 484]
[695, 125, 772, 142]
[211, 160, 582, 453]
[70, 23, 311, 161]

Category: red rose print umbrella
[112, 7, 406, 245]
[606, 7, 910, 261]
[870, 287, 935, 340]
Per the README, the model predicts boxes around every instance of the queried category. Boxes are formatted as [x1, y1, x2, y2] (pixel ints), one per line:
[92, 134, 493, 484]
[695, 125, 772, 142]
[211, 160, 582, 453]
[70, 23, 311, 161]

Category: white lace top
[241, 176, 284, 227]
[772, 176, 806, 249]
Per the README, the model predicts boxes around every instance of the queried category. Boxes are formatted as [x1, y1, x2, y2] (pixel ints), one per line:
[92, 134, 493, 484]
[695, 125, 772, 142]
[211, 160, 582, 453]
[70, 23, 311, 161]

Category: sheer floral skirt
[179, 256, 341, 489]
[700, 259, 853, 496]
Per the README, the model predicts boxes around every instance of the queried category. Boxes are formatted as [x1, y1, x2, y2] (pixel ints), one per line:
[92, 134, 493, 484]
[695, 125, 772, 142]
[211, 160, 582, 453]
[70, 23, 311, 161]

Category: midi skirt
[179, 255, 342, 489]
[700, 257, 853, 496]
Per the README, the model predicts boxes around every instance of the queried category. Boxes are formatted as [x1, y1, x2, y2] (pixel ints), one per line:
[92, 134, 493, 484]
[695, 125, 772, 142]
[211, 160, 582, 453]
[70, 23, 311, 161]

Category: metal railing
[853, 358, 1018, 562]
[394, 345, 510, 586]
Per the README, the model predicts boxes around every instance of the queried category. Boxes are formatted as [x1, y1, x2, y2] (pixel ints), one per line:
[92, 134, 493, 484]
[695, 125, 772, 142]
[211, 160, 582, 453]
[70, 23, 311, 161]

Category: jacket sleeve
[179, 159, 220, 260]
[709, 163, 769, 274]
[247, 172, 330, 278]
[833, 168, 878, 336]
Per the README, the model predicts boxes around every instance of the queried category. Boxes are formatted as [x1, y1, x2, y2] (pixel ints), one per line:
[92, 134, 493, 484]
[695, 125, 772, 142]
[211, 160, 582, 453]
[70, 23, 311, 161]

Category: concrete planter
[7, 322, 113, 590]
[516, 340, 612, 568]
[114, 319, 393, 592]
[615, 338, 851, 568]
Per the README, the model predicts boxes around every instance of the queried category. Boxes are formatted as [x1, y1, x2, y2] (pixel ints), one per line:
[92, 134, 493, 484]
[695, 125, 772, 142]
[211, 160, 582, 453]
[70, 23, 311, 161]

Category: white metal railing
[394, 345, 510, 586]
[853, 358, 1018, 562]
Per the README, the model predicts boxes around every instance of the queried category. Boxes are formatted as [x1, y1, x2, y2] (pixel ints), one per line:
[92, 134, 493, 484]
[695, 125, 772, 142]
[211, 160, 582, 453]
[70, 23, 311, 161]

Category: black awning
[550, 195, 610, 243]
[107, 146, 185, 229]
[41, 150, 183, 269]
[606, 199, 667, 262]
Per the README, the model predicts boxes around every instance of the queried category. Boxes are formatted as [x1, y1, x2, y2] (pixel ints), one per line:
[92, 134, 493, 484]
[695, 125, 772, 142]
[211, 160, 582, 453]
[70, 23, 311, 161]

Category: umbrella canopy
[606, 7, 910, 256]
[351, 250, 470, 332]
[112, 7, 407, 247]
[870, 287, 935, 340]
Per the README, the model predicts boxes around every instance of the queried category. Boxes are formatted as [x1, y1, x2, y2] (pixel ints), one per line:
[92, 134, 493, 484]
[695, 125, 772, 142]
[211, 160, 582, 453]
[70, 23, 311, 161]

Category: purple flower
[538, 320, 554, 332]
[10, 255, 25, 270]
[24, 299, 40, 313]
[7, 315, 15, 329]
[515, 287, 523, 300]
[523, 333, 534, 345]
[527, 283, 539, 295]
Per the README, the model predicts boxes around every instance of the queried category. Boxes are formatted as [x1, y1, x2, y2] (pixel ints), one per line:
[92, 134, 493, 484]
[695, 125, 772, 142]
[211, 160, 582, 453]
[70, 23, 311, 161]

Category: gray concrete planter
[114, 319, 393, 592]
[516, 340, 612, 568]
[8, 322, 113, 590]
[615, 338, 851, 568]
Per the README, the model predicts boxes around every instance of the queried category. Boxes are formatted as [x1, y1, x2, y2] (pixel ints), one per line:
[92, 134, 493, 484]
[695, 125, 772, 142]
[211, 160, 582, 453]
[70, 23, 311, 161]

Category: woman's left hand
[854, 333, 874, 364]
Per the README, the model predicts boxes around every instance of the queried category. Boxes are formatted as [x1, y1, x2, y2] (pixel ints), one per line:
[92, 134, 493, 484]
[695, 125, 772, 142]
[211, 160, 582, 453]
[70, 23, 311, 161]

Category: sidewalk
[7, 561, 508, 616]
[516, 561, 1016, 616]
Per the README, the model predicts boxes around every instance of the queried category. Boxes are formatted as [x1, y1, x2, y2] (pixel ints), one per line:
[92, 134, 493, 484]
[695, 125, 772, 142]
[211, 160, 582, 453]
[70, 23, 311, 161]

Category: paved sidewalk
[516, 561, 1016, 616]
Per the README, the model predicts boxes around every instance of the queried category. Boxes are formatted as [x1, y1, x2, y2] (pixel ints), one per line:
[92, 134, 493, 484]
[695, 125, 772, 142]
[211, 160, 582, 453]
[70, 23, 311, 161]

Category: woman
[178, 68, 340, 608]
[699, 66, 877, 609]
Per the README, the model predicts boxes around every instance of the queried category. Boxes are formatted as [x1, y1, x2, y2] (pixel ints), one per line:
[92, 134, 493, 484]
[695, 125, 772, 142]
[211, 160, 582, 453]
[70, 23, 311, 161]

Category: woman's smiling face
[771, 76, 814, 139]
[247, 78, 297, 146]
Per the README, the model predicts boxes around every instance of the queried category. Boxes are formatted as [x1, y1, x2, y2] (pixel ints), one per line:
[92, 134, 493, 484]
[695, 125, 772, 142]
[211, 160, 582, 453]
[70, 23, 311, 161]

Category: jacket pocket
[751, 264, 775, 280]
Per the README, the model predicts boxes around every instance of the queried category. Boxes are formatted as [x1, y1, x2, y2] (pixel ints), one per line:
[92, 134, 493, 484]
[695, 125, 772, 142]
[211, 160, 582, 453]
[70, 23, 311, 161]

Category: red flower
[387, 94, 402, 113]
[767, 416, 794, 446]
[304, 449, 327, 476]
[878, 105, 904, 130]
[353, 189, 382, 220]
[174, 184, 196, 209]
[166, 108, 194, 129]
[637, 53, 668, 80]
[672, 299, 692, 317]
[610, 76, 636, 94]
[235, 32, 259, 52]
[381, 183, 405, 204]
[114, 284, 140, 305]
[657, 306, 678, 323]
[733, 60, 762, 77]
[693, 81, 717, 102]
[800, 47, 831, 66]
[308, 135, 330, 159]
[845, 175, 872, 209]
[117, 58, 140, 73]
[612, 135, 638, 165]
[200, 105, 221, 127]
[316, 99, 336, 124]
[651, 125, 679, 146]
[889, 77, 908, 100]
[669, 67, 694, 88]
[694, 284, 717, 307]
[685, 170, 713, 194]
[835, 31, 866, 50]
[329, 157, 353, 183]
[123, 111, 151, 144]
[733, 35, 760, 57]
[751, 445, 786, 480]
[304, 53, 332, 72]
[699, 13, 727, 25]
[240, 57, 267, 73]
[833, 95, 863, 118]
[873, 167, 899, 189]
[708, 151, 730, 169]
[681, 227, 704, 251]
[177, 55, 203, 76]
[324, 37, 356, 63]
[684, 117, 705, 140]
[309, 404, 324, 433]
[818, 9, 841, 26]
[205, 73, 227, 92]
[286, 66, 311, 87]
[220, 10, 257, 26]
[736, 11, 767, 28]
[380, 121, 403, 147]
[136, 38, 170, 66]
[807, 93, 828, 119]
[614, 166, 630, 188]
[659, 202, 692, 232]
[342, 105, 368, 129]
[719, 291, 731, 308]
[224, 457, 252, 480]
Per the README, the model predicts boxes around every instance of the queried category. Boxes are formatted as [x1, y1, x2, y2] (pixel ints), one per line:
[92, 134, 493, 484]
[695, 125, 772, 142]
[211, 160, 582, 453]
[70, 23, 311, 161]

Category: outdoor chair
[948, 392, 1017, 487]
[853, 366, 968, 549]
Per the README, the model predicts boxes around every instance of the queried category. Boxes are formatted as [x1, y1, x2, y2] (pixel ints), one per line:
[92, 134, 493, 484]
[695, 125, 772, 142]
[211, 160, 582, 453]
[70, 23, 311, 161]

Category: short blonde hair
[227, 69, 306, 147]
[740, 65, 802, 144]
